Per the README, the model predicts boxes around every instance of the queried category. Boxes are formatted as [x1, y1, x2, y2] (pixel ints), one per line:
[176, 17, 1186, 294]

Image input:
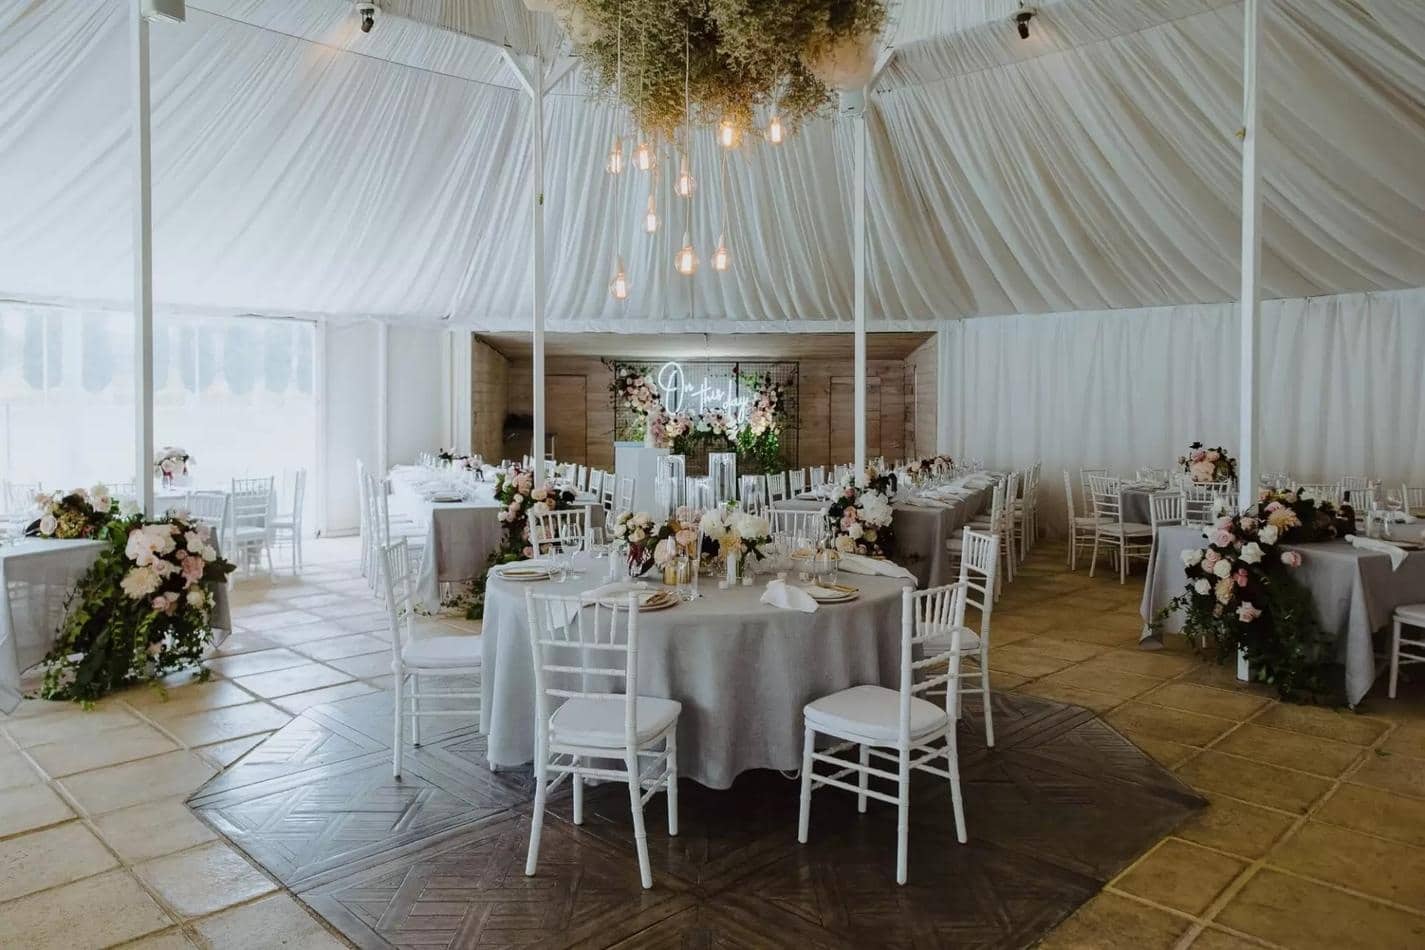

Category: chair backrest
[768, 508, 829, 547]
[288, 469, 307, 524]
[1297, 483, 1342, 505]
[525, 590, 641, 746]
[1344, 487, 1377, 513]
[901, 583, 970, 741]
[981, 478, 1007, 535]
[600, 475, 617, 512]
[766, 472, 788, 502]
[1086, 473, 1125, 525]
[365, 472, 394, 547]
[231, 477, 274, 532]
[378, 540, 414, 653]
[809, 466, 827, 489]
[738, 475, 766, 512]
[1061, 470, 1077, 521]
[686, 476, 713, 510]
[789, 469, 807, 494]
[106, 480, 137, 502]
[1340, 475, 1371, 493]
[1079, 468, 1107, 515]
[955, 527, 999, 647]
[1402, 485, 1424, 513]
[185, 491, 230, 536]
[531, 508, 590, 556]
[1149, 491, 1184, 530]
[616, 476, 635, 514]
[355, 460, 370, 533]
[1136, 467, 1169, 484]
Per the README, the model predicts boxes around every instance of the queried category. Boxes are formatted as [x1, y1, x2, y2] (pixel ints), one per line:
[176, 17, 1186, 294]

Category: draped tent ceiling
[0, 0, 1422, 331]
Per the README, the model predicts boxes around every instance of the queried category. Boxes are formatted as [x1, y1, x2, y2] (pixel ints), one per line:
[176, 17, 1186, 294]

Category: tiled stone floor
[2, 537, 1424, 948]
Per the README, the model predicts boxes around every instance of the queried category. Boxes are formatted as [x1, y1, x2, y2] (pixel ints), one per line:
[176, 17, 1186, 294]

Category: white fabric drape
[943, 286, 1425, 533]
[0, 0, 1422, 329]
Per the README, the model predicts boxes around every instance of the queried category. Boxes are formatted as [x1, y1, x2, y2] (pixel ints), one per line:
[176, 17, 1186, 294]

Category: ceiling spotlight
[355, 2, 379, 33]
[1013, 4, 1037, 40]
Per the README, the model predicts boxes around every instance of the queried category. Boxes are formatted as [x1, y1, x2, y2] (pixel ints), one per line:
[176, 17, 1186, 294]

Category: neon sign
[656, 362, 752, 422]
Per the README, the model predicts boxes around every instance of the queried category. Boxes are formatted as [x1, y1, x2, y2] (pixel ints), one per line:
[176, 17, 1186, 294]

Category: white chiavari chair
[1181, 484, 1224, 526]
[809, 466, 827, 490]
[270, 469, 306, 575]
[105, 480, 137, 504]
[1297, 483, 1342, 505]
[600, 473, 617, 513]
[1145, 491, 1185, 586]
[1087, 474, 1154, 584]
[1402, 485, 1425, 517]
[964, 473, 1014, 589]
[1341, 475, 1372, 494]
[616, 476, 635, 515]
[184, 491, 230, 546]
[768, 508, 829, 548]
[738, 475, 766, 513]
[686, 476, 713, 510]
[1062, 470, 1103, 571]
[1010, 463, 1040, 561]
[766, 471, 789, 503]
[357, 460, 374, 580]
[382, 542, 481, 778]
[928, 528, 999, 747]
[789, 469, 807, 494]
[798, 582, 968, 885]
[1389, 604, 1425, 699]
[1344, 486, 1379, 515]
[230, 477, 275, 576]
[576, 465, 589, 491]
[524, 590, 680, 890]
[531, 508, 591, 557]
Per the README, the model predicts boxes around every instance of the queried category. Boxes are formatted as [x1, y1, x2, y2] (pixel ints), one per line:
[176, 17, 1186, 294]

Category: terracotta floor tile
[0, 750, 44, 791]
[203, 648, 310, 680]
[195, 733, 271, 769]
[1212, 723, 1364, 778]
[325, 651, 397, 679]
[1176, 750, 1332, 814]
[118, 930, 200, 949]
[1189, 926, 1278, 950]
[3, 704, 143, 748]
[1080, 648, 1197, 680]
[120, 678, 256, 718]
[162, 702, 291, 747]
[1114, 838, 1248, 915]
[231, 609, 324, 633]
[1253, 703, 1390, 747]
[1037, 892, 1189, 950]
[989, 644, 1078, 678]
[26, 722, 179, 778]
[1014, 636, 1112, 661]
[1313, 782, 1425, 849]
[0, 783, 74, 837]
[135, 841, 277, 919]
[1039, 664, 1162, 702]
[1176, 796, 1296, 860]
[1129, 736, 1199, 769]
[1348, 751, 1425, 800]
[0, 821, 118, 902]
[92, 796, 217, 864]
[1105, 702, 1236, 748]
[1271, 819, 1425, 912]
[230, 663, 353, 699]
[1380, 721, 1425, 758]
[1017, 680, 1126, 714]
[1216, 868, 1425, 950]
[59, 750, 216, 816]
[192, 892, 347, 949]
[0, 869, 173, 950]
[291, 633, 388, 661]
[270, 680, 376, 715]
[1144, 682, 1271, 721]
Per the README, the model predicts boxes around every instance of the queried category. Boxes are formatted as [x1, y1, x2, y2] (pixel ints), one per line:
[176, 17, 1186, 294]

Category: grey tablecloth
[1122, 488, 1156, 526]
[1, 538, 232, 714]
[780, 486, 992, 589]
[480, 556, 913, 788]
[1141, 524, 1425, 706]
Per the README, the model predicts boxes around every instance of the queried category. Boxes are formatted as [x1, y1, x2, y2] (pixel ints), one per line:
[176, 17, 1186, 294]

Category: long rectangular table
[1141, 524, 1425, 706]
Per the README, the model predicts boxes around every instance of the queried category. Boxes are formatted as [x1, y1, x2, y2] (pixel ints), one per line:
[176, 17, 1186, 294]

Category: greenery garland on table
[1154, 488, 1356, 701]
[825, 467, 897, 559]
[37, 512, 235, 705]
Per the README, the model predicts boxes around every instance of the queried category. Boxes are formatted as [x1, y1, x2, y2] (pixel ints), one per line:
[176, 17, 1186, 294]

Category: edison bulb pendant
[633, 140, 654, 171]
[605, 137, 624, 174]
[767, 114, 784, 145]
[712, 234, 730, 272]
[675, 233, 697, 276]
[718, 118, 739, 148]
[644, 193, 658, 234]
[609, 256, 630, 301]
[674, 155, 695, 198]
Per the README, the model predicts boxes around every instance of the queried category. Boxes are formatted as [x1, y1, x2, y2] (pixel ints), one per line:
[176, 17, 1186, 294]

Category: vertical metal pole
[132, 2, 155, 516]
[376, 321, 389, 473]
[853, 100, 868, 479]
[531, 62, 547, 486]
[1238, 0, 1262, 516]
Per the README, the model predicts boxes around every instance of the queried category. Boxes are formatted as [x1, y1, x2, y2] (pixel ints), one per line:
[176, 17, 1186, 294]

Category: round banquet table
[479, 555, 914, 789]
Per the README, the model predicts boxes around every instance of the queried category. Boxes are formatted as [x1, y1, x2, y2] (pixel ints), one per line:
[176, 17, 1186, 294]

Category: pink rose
[1214, 530, 1235, 547]
[1234, 568, 1248, 588]
[1281, 551, 1302, 568]
[1265, 501, 1283, 513]
[181, 555, 205, 586]
[1203, 550, 1220, 568]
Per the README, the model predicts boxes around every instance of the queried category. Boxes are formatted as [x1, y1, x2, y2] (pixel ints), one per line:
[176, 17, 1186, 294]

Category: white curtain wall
[944, 287, 1425, 533]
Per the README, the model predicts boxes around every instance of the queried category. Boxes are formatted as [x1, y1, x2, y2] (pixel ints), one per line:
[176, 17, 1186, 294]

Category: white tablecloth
[0, 539, 232, 713]
[1141, 524, 1425, 706]
[480, 555, 913, 788]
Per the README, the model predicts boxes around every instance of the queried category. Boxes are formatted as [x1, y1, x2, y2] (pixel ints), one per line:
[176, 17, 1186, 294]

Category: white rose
[186, 588, 206, 608]
[700, 510, 727, 540]
[530, 502, 549, 516]
[1194, 578, 1212, 595]
[847, 523, 864, 540]
[38, 514, 58, 536]
[1212, 558, 1233, 578]
[1180, 548, 1203, 567]
[1239, 542, 1264, 565]
[1258, 524, 1278, 545]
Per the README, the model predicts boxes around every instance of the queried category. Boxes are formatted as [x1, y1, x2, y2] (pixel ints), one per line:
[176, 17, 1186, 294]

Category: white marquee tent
[2, 0, 1423, 528]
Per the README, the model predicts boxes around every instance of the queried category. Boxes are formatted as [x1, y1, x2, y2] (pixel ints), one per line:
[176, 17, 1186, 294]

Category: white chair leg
[411, 673, 421, 746]
[1119, 539, 1128, 585]
[391, 663, 404, 778]
[1089, 534, 1100, 577]
[895, 749, 911, 886]
[1390, 619, 1401, 699]
[572, 757, 584, 825]
[857, 744, 870, 814]
[947, 730, 967, 844]
[797, 725, 815, 843]
[980, 659, 995, 748]
[626, 750, 653, 889]
[526, 746, 547, 877]
[665, 732, 679, 837]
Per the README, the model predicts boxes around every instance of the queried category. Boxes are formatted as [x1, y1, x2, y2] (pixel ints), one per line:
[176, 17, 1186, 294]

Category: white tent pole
[1238, 0, 1262, 515]
[852, 94, 868, 478]
[132, 1, 155, 516]
[531, 59, 546, 486]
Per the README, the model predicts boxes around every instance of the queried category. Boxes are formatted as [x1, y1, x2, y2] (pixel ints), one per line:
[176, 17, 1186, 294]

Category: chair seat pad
[1396, 603, 1425, 625]
[804, 684, 949, 743]
[401, 635, 482, 669]
[550, 696, 681, 748]
[920, 624, 983, 654]
[1100, 523, 1153, 537]
[1073, 515, 1108, 527]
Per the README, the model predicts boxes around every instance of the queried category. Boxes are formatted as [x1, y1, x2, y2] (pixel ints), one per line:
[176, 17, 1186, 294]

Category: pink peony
[1234, 568, 1249, 588]
[180, 555, 205, 587]
[1214, 530, 1235, 547]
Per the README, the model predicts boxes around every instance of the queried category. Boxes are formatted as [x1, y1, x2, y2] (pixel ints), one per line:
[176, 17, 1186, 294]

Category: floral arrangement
[27, 485, 119, 539]
[565, 0, 888, 139]
[153, 446, 192, 480]
[491, 466, 577, 563]
[436, 449, 473, 469]
[1157, 488, 1355, 701]
[826, 468, 896, 557]
[1178, 442, 1236, 483]
[652, 507, 702, 567]
[38, 512, 235, 704]
[613, 366, 662, 419]
[698, 504, 772, 563]
[611, 510, 660, 575]
[903, 454, 955, 483]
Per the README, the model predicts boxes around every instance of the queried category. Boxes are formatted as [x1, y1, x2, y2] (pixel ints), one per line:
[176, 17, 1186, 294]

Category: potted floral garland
[1158, 488, 1355, 700]
[826, 468, 897, 558]
[1178, 442, 1236, 483]
[491, 465, 576, 563]
[38, 512, 235, 704]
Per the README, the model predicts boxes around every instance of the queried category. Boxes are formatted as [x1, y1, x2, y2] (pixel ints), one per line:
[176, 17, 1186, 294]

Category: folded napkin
[760, 579, 818, 613]
[580, 581, 650, 603]
[1345, 535, 1409, 571]
[836, 553, 917, 580]
[492, 559, 555, 576]
[901, 495, 947, 508]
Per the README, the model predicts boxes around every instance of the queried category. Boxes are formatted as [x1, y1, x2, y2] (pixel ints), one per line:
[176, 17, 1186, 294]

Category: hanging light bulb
[767, 113, 784, 145]
[644, 192, 658, 234]
[718, 118, 740, 149]
[609, 255, 630, 301]
[674, 154, 695, 198]
[712, 234, 730, 272]
[605, 136, 624, 174]
[675, 232, 697, 276]
[633, 139, 654, 171]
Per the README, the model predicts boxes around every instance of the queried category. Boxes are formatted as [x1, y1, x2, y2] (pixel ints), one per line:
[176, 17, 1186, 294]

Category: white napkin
[1345, 535, 1409, 571]
[492, 559, 554, 575]
[902, 495, 948, 509]
[580, 581, 650, 604]
[760, 579, 818, 613]
[836, 553, 917, 580]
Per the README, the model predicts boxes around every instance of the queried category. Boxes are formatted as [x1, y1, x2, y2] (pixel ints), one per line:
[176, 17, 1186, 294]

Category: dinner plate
[495, 562, 554, 581]
[805, 584, 859, 604]
[594, 588, 679, 610]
